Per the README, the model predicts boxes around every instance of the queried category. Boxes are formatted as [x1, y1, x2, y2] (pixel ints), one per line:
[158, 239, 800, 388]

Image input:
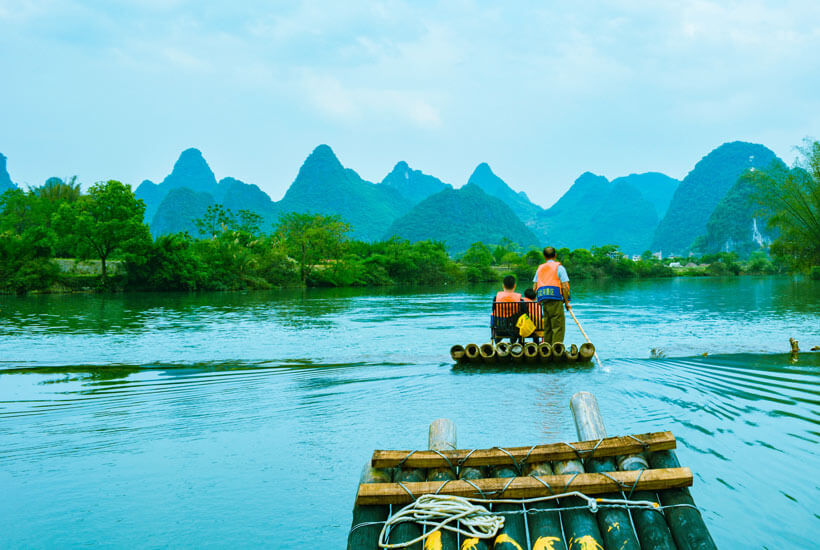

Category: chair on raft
[490, 300, 545, 343]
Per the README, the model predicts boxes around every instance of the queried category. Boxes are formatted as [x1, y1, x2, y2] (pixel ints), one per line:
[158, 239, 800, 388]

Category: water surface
[1, 277, 818, 548]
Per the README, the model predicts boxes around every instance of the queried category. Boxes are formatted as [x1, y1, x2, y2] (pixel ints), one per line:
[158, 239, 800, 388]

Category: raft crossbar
[355, 467, 693, 505]
[370, 431, 675, 469]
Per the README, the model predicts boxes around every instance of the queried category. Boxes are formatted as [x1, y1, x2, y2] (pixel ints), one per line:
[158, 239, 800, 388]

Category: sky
[1, 0, 819, 207]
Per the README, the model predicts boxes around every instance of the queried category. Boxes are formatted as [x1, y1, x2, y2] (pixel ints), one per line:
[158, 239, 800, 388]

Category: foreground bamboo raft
[348, 392, 717, 550]
[450, 342, 595, 364]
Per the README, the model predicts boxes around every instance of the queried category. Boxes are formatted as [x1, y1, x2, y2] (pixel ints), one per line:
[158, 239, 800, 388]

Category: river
[1, 276, 818, 548]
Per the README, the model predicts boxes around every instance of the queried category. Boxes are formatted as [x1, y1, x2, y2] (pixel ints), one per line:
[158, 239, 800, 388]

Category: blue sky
[1, 0, 818, 207]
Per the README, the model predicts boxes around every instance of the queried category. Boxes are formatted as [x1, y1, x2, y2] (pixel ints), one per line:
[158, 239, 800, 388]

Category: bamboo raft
[348, 392, 717, 550]
[450, 342, 595, 364]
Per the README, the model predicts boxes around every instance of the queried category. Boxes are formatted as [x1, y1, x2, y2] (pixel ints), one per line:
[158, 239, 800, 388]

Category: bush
[810, 266, 820, 280]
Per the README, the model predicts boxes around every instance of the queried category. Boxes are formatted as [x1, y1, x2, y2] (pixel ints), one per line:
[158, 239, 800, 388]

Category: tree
[274, 212, 350, 285]
[54, 180, 151, 279]
[194, 204, 236, 239]
[754, 140, 820, 271]
[461, 242, 494, 266]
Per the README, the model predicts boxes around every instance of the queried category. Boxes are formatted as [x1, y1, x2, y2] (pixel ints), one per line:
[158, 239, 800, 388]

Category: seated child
[523, 287, 542, 343]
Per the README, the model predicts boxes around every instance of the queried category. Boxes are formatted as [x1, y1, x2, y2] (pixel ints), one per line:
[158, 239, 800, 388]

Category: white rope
[377, 492, 660, 549]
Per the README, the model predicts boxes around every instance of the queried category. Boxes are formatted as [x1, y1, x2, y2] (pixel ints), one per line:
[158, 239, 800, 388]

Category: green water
[1, 276, 818, 548]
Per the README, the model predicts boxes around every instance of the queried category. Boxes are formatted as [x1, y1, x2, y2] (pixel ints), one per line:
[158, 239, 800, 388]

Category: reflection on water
[1, 277, 819, 548]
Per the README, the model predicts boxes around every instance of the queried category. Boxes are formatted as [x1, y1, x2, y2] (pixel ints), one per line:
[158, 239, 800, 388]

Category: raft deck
[348, 392, 717, 550]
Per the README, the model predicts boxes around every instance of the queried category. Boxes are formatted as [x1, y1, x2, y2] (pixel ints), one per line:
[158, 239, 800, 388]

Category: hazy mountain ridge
[532, 172, 664, 254]
[3, 140, 783, 258]
[386, 183, 540, 253]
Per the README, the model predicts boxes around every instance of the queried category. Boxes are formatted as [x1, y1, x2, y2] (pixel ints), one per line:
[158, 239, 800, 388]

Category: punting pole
[648, 451, 718, 550]
[565, 344, 579, 362]
[479, 343, 498, 363]
[524, 342, 539, 363]
[450, 345, 466, 363]
[578, 343, 595, 363]
[525, 460, 567, 549]
[490, 463, 529, 550]
[465, 343, 480, 363]
[347, 463, 391, 550]
[510, 342, 525, 362]
[426, 419, 459, 550]
[551, 342, 566, 361]
[567, 309, 602, 367]
[537, 342, 553, 362]
[495, 342, 511, 362]
[568, 392, 636, 550]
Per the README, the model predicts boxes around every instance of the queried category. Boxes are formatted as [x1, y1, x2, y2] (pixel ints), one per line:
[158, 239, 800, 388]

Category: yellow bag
[516, 314, 536, 338]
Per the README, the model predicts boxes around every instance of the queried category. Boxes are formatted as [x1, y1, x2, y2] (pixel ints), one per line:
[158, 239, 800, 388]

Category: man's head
[543, 247, 556, 260]
[502, 275, 516, 290]
[524, 288, 536, 300]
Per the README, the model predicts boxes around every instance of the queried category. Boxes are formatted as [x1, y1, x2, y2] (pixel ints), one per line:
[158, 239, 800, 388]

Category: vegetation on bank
[1, 140, 818, 294]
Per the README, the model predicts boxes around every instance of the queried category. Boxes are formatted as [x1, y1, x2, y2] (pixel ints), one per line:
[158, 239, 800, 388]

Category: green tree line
[1, 140, 817, 295]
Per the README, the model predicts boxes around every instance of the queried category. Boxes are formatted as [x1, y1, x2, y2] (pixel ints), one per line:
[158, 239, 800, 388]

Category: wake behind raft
[347, 391, 718, 550]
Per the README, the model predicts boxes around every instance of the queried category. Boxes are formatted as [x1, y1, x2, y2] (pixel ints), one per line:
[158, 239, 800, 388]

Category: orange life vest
[535, 261, 563, 301]
[495, 290, 522, 303]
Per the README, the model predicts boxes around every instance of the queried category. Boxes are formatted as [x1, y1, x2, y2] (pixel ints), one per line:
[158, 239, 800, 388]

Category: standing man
[533, 247, 571, 344]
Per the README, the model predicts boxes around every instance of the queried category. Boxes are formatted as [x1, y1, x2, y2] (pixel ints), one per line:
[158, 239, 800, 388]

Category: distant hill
[532, 172, 659, 254]
[0, 153, 17, 194]
[611, 172, 679, 218]
[699, 159, 787, 256]
[467, 163, 542, 223]
[379, 161, 452, 205]
[278, 145, 409, 241]
[216, 177, 279, 229]
[136, 148, 218, 224]
[151, 188, 214, 236]
[385, 183, 540, 253]
[651, 142, 778, 254]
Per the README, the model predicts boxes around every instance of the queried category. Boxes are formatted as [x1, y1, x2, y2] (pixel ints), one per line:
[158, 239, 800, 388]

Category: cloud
[300, 72, 441, 129]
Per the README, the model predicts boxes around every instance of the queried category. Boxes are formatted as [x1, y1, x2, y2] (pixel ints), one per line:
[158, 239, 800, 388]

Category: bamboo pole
[524, 342, 539, 363]
[567, 309, 602, 367]
[510, 342, 525, 362]
[465, 343, 480, 363]
[538, 342, 553, 362]
[479, 343, 497, 363]
[490, 464, 529, 550]
[551, 342, 566, 362]
[495, 342, 511, 362]
[450, 345, 466, 363]
[347, 464, 391, 550]
[569, 392, 640, 550]
[578, 343, 595, 363]
[649, 450, 718, 550]
[426, 419, 458, 550]
[525, 449, 565, 549]
[565, 344, 579, 362]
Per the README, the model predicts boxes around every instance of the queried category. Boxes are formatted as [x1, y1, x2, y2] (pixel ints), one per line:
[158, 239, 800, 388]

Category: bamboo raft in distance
[348, 391, 717, 550]
[450, 342, 595, 364]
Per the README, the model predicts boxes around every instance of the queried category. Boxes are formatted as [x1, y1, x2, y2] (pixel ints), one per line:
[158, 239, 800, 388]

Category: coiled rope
[376, 491, 662, 549]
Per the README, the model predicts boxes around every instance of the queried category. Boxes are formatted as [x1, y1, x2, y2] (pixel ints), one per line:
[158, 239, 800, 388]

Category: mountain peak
[160, 147, 218, 195]
[380, 160, 451, 205]
[468, 162, 542, 222]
